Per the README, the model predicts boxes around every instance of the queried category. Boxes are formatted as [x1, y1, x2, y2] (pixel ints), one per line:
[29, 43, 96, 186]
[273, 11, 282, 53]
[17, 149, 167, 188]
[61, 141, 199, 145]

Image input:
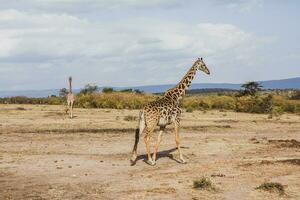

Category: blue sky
[0, 0, 299, 90]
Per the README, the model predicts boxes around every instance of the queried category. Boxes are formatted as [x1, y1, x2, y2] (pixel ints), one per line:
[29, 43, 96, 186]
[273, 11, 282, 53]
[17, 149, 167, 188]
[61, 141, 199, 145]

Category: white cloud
[0, 0, 184, 14]
[0, 8, 271, 90]
[0, 10, 261, 59]
[210, 0, 264, 12]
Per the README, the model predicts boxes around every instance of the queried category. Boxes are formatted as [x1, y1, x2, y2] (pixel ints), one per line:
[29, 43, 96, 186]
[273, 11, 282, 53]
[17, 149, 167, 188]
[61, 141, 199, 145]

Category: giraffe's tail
[130, 111, 145, 166]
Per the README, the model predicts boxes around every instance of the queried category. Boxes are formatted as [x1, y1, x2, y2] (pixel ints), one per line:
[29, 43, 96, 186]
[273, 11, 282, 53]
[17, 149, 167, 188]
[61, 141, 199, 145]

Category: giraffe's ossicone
[130, 57, 210, 166]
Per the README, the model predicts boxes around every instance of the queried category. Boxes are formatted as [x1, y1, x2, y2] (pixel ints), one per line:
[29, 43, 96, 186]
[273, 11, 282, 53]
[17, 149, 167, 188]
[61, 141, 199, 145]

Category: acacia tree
[241, 81, 263, 96]
[59, 88, 68, 98]
[80, 84, 99, 95]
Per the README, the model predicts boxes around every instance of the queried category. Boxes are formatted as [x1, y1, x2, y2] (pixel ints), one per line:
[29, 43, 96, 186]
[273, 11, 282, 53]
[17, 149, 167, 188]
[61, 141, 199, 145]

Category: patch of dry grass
[256, 182, 285, 195]
[268, 139, 300, 148]
[123, 115, 138, 121]
[193, 177, 216, 191]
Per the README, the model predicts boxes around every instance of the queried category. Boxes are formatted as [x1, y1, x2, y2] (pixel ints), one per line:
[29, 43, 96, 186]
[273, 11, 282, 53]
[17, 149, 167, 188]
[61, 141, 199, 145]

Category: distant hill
[114, 77, 300, 93]
[0, 77, 299, 98]
[186, 88, 239, 94]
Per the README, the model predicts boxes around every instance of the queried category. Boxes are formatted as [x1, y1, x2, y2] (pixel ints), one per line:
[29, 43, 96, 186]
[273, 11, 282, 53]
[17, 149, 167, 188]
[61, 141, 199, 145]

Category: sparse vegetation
[123, 115, 138, 121]
[256, 182, 285, 195]
[1, 90, 300, 114]
[268, 139, 300, 148]
[1, 104, 299, 199]
[290, 90, 300, 100]
[78, 92, 155, 109]
[193, 177, 216, 191]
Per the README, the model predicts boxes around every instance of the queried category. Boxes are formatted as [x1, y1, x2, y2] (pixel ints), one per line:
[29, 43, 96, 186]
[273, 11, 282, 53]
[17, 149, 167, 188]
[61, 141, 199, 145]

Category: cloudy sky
[0, 0, 299, 91]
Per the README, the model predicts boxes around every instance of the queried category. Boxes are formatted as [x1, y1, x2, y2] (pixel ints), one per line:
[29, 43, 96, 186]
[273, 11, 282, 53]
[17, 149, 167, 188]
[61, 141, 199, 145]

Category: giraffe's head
[195, 57, 210, 75]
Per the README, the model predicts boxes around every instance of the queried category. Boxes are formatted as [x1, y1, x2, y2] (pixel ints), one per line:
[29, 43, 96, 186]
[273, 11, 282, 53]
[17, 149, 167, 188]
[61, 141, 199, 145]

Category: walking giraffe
[130, 58, 210, 166]
[66, 76, 75, 119]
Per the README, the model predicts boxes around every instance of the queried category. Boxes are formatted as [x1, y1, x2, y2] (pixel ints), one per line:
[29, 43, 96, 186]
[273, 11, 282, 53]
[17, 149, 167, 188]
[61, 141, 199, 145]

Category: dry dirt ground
[0, 104, 299, 200]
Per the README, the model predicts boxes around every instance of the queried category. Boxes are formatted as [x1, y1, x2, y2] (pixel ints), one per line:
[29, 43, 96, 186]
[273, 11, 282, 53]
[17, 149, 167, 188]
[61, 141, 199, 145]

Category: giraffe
[66, 76, 75, 119]
[130, 57, 210, 166]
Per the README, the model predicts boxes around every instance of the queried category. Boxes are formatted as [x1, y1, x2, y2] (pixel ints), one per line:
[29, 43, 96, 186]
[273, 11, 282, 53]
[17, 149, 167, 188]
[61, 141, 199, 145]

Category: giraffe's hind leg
[66, 101, 71, 115]
[130, 111, 145, 165]
[174, 120, 186, 164]
[144, 125, 156, 166]
[152, 128, 164, 163]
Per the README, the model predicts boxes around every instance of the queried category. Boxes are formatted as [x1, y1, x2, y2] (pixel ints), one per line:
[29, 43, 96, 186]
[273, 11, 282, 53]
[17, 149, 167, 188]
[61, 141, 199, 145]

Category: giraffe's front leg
[70, 102, 74, 119]
[144, 133, 155, 166]
[174, 121, 186, 164]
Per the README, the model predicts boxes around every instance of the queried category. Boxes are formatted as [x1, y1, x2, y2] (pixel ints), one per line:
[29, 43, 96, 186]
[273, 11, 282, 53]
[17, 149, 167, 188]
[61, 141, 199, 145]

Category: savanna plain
[0, 104, 299, 199]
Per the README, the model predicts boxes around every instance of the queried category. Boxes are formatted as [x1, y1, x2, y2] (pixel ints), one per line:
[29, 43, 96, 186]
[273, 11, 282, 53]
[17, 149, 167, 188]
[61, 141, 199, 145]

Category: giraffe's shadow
[133, 146, 189, 165]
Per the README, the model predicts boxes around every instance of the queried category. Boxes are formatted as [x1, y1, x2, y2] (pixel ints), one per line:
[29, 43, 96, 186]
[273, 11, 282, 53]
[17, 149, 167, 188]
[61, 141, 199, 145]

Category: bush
[1, 92, 299, 115]
[102, 87, 114, 93]
[273, 95, 300, 113]
[76, 94, 97, 108]
[256, 182, 284, 195]
[193, 177, 215, 191]
[235, 95, 273, 114]
[183, 96, 212, 110]
[211, 96, 236, 110]
[290, 90, 300, 100]
[76, 92, 155, 109]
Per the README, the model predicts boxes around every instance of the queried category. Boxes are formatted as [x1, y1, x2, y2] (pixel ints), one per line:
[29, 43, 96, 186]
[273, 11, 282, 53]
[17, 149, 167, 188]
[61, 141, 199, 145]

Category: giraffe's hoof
[130, 156, 137, 166]
[179, 158, 187, 164]
[130, 159, 136, 166]
[146, 160, 156, 166]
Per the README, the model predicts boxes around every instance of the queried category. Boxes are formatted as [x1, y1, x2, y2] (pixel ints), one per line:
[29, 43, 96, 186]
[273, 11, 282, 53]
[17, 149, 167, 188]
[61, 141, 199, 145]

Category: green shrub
[183, 96, 212, 110]
[1, 92, 299, 115]
[76, 94, 97, 108]
[46, 97, 63, 105]
[102, 87, 114, 93]
[211, 96, 236, 110]
[235, 95, 273, 114]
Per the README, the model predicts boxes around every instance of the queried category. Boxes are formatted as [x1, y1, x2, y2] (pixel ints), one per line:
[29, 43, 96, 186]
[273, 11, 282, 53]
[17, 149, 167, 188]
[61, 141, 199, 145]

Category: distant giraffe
[66, 76, 75, 119]
[130, 58, 210, 166]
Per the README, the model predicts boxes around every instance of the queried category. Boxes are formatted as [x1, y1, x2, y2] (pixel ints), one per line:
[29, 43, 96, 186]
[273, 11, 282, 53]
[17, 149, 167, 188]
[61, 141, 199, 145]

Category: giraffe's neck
[164, 63, 198, 102]
[69, 79, 72, 93]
